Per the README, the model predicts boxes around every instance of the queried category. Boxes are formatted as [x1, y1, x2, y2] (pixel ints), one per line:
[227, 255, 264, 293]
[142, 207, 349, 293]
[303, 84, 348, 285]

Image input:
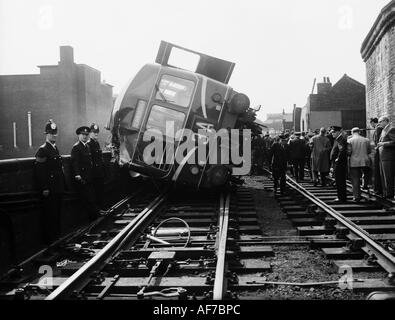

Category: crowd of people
[34, 119, 106, 244]
[33, 115, 395, 244]
[252, 116, 395, 202]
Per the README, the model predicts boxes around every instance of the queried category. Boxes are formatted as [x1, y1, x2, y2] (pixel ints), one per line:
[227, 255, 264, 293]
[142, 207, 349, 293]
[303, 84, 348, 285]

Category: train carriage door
[132, 71, 197, 177]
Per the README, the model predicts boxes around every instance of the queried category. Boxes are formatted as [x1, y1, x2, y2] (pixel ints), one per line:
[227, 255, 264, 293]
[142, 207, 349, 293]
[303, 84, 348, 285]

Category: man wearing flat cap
[34, 119, 65, 244]
[71, 126, 100, 221]
[88, 123, 105, 209]
[330, 126, 348, 203]
[347, 127, 371, 202]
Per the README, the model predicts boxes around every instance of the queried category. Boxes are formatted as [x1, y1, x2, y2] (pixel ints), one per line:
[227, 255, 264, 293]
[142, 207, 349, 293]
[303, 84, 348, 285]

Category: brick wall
[309, 111, 342, 131]
[0, 47, 113, 159]
[365, 25, 395, 123]
[301, 75, 366, 131]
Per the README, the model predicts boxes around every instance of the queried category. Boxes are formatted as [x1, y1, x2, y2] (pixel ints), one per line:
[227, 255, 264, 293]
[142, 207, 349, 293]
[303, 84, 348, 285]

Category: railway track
[0, 184, 276, 300]
[0, 185, 163, 299]
[3, 170, 395, 300]
[260, 169, 395, 296]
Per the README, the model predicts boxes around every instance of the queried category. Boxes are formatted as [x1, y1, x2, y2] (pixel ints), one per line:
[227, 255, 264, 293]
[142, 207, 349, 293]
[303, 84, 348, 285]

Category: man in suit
[269, 135, 291, 195]
[326, 128, 335, 149]
[263, 133, 273, 166]
[377, 116, 395, 199]
[288, 132, 307, 181]
[34, 120, 65, 244]
[88, 123, 106, 209]
[370, 118, 383, 194]
[347, 127, 372, 202]
[71, 126, 100, 221]
[330, 126, 348, 203]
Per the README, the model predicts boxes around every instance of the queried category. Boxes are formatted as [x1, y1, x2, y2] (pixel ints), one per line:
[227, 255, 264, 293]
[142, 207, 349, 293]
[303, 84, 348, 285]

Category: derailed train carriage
[109, 41, 257, 189]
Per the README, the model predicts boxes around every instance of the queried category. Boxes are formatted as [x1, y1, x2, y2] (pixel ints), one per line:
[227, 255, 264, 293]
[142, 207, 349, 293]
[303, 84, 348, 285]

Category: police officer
[71, 126, 100, 221]
[330, 126, 348, 203]
[88, 123, 105, 209]
[34, 120, 65, 244]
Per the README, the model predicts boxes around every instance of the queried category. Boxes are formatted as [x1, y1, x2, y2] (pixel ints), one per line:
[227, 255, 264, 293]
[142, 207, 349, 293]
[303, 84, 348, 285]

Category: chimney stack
[60, 46, 74, 64]
[317, 76, 332, 94]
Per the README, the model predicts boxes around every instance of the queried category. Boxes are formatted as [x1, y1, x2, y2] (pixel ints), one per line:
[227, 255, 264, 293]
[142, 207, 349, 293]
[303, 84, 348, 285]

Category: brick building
[262, 111, 294, 134]
[361, 0, 395, 124]
[0, 46, 113, 159]
[300, 75, 366, 132]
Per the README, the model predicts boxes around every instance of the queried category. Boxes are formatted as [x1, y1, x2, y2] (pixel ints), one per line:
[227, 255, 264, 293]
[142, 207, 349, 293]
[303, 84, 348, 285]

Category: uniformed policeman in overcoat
[34, 120, 65, 244]
[71, 126, 100, 221]
[88, 123, 105, 209]
[330, 126, 348, 203]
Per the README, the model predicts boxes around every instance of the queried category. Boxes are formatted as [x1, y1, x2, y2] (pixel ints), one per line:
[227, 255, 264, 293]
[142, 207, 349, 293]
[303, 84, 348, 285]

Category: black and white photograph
[0, 0, 395, 310]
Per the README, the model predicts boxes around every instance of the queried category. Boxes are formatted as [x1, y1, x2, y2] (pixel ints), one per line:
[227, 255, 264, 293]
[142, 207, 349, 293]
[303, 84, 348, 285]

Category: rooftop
[361, 0, 395, 61]
[265, 113, 293, 122]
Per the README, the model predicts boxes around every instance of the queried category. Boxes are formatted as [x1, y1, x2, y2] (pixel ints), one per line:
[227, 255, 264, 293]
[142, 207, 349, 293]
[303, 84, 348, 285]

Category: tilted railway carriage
[110, 41, 251, 189]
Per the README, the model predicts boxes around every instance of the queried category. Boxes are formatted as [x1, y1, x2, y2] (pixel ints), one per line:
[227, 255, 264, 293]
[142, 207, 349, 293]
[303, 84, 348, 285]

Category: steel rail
[0, 193, 139, 282]
[285, 176, 395, 274]
[304, 167, 395, 208]
[213, 193, 231, 300]
[343, 180, 395, 209]
[214, 195, 224, 252]
[45, 190, 169, 300]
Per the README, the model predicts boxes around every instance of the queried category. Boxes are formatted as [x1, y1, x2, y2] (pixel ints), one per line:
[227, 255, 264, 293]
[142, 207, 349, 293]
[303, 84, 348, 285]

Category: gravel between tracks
[236, 176, 374, 300]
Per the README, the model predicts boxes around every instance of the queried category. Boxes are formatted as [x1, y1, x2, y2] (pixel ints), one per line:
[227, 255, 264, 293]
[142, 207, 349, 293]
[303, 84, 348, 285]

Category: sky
[0, 0, 391, 121]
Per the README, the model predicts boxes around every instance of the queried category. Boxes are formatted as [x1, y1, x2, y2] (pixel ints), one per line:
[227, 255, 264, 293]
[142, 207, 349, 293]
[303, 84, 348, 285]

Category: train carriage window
[146, 105, 185, 138]
[168, 47, 200, 72]
[118, 107, 136, 131]
[156, 75, 194, 108]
